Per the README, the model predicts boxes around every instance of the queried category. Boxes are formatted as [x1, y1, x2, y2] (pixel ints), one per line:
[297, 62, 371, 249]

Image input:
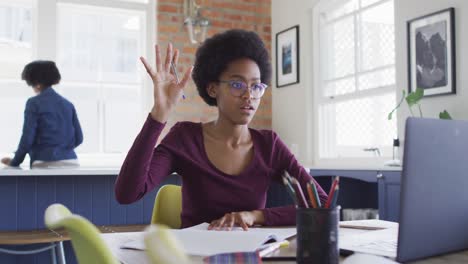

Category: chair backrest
[144, 224, 190, 264]
[151, 185, 182, 229]
[44, 204, 118, 264]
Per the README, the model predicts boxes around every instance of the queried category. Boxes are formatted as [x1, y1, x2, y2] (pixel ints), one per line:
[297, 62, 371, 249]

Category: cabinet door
[377, 171, 401, 221]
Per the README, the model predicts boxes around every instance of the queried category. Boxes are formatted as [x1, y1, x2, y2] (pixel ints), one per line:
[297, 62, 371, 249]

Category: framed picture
[276, 25, 299, 88]
[407, 8, 456, 97]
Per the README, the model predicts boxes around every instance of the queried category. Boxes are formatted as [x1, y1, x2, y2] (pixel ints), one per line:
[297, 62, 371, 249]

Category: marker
[258, 240, 290, 258]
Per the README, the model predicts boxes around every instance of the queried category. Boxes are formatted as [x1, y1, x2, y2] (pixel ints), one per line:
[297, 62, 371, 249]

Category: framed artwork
[276, 25, 299, 88]
[407, 8, 456, 97]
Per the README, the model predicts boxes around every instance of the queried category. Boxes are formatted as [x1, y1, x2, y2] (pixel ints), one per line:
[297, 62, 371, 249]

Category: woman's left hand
[208, 210, 265, 231]
[1, 157, 11, 166]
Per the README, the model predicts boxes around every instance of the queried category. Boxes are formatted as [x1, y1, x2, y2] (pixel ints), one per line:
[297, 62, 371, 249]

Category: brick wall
[156, 0, 272, 136]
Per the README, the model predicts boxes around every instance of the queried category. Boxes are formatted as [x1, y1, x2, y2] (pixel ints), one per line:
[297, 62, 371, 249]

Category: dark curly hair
[21, 60, 61, 88]
[192, 29, 271, 106]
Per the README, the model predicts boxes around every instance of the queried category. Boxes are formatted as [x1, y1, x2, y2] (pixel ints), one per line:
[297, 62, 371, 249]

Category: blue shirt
[10, 87, 83, 167]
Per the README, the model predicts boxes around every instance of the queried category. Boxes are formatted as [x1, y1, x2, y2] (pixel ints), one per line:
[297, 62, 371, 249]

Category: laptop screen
[397, 118, 468, 262]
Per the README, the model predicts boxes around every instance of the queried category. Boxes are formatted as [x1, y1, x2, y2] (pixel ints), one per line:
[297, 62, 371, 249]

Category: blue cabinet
[0, 173, 181, 264]
[377, 170, 401, 222]
[310, 169, 401, 222]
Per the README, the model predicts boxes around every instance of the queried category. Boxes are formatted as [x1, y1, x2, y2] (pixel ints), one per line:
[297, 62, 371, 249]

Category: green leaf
[405, 88, 424, 108]
[387, 90, 406, 120]
[439, 110, 452, 120]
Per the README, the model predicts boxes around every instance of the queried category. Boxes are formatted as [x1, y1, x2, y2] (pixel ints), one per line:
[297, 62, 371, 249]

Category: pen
[170, 61, 186, 99]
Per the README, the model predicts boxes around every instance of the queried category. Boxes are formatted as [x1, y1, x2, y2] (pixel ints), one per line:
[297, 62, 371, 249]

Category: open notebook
[121, 223, 296, 256]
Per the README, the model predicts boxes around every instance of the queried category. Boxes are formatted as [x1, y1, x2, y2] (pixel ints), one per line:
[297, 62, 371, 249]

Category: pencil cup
[296, 206, 340, 264]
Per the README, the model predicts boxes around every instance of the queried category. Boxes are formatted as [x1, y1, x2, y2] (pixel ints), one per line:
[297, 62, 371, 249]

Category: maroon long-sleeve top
[115, 115, 327, 228]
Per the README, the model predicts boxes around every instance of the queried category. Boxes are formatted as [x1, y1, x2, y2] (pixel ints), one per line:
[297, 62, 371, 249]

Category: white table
[101, 227, 468, 264]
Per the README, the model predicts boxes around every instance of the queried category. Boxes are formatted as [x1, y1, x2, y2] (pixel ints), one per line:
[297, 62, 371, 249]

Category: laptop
[340, 117, 468, 262]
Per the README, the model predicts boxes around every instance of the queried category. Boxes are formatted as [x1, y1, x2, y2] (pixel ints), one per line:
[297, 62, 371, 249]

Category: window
[0, 0, 154, 166]
[0, 0, 33, 158]
[313, 0, 396, 165]
[57, 4, 144, 154]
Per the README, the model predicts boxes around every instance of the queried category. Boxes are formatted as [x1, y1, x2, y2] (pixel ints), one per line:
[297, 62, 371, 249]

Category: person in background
[115, 30, 327, 230]
[1, 60, 83, 168]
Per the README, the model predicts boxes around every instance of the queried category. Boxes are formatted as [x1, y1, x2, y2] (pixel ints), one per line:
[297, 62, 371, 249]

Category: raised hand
[140, 43, 193, 123]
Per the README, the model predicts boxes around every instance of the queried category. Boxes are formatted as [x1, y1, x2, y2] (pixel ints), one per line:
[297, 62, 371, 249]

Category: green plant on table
[387, 88, 452, 120]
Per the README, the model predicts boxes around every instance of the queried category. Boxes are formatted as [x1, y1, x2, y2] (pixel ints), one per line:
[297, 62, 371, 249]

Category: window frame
[312, 0, 396, 168]
[0, 0, 155, 167]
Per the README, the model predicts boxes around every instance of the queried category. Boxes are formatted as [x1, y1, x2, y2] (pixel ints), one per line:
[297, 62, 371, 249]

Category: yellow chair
[151, 185, 182, 229]
[144, 224, 190, 264]
[44, 204, 118, 264]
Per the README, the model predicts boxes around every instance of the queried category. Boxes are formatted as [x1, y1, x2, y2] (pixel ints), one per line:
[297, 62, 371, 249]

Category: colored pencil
[309, 180, 322, 208]
[306, 182, 318, 208]
[325, 176, 340, 209]
[330, 185, 340, 208]
[290, 178, 309, 208]
[282, 176, 298, 206]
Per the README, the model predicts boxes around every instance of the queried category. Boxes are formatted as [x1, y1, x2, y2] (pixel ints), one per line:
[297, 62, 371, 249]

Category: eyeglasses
[218, 80, 268, 99]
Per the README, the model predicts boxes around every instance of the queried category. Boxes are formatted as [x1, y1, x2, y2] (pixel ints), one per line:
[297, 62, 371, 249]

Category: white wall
[272, 0, 318, 167]
[395, 0, 468, 140]
[272, 0, 468, 167]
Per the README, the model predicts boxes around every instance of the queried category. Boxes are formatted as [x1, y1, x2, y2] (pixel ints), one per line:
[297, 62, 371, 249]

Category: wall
[271, 0, 318, 166]
[156, 0, 272, 139]
[395, 0, 468, 140]
[272, 0, 468, 167]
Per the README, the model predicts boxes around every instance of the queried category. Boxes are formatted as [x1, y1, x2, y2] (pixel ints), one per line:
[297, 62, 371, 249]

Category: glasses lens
[229, 81, 247, 96]
[225, 81, 268, 98]
[251, 83, 267, 98]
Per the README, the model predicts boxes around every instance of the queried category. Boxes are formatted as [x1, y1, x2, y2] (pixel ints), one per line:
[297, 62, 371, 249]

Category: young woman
[115, 29, 327, 230]
[1, 61, 83, 168]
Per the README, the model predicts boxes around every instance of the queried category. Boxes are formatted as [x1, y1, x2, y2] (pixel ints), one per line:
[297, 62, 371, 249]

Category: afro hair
[192, 29, 271, 106]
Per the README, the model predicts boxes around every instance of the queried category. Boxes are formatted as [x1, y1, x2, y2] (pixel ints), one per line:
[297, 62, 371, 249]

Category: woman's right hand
[140, 43, 193, 123]
[1, 157, 11, 166]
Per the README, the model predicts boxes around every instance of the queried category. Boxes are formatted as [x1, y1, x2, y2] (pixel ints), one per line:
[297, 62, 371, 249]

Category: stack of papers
[121, 223, 296, 256]
[339, 220, 399, 258]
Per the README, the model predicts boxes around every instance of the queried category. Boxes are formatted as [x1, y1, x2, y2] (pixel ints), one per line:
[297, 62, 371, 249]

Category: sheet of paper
[121, 223, 296, 256]
[186, 223, 296, 241]
[339, 227, 374, 237]
[340, 220, 398, 230]
[340, 227, 398, 258]
[342, 253, 400, 264]
[101, 232, 150, 264]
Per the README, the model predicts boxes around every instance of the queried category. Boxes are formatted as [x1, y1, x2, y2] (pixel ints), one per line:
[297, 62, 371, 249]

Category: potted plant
[385, 88, 452, 167]
[388, 88, 452, 120]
